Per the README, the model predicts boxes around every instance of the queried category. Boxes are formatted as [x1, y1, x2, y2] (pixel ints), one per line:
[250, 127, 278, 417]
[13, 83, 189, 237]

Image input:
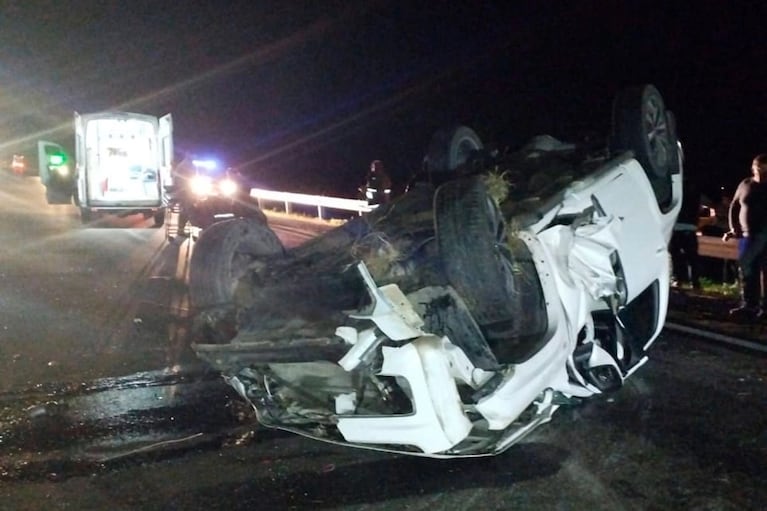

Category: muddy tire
[80, 207, 93, 224]
[424, 125, 483, 174]
[435, 177, 548, 361]
[232, 199, 268, 225]
[152, 208, 166, 228]
[166, 204, 188, 241]
[176, 210, 189, 238]
[610, 84, 678, 208]
[435, 177, 518, 327]
[189, 217, 284, 310]
[666, 110, 683, 171]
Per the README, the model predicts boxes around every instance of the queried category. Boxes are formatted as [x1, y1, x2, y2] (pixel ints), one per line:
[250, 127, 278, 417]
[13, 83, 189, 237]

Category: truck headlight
[52, 165, 69, 177]
[190, 175, 214, 196]
[218, 178, 238, 197]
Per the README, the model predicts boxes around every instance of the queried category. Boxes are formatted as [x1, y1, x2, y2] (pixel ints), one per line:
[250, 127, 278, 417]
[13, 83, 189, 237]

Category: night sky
[1, 1, 766, 199]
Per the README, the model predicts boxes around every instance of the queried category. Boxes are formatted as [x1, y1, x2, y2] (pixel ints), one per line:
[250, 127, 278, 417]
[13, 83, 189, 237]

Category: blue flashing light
[192, 159, 218, 171]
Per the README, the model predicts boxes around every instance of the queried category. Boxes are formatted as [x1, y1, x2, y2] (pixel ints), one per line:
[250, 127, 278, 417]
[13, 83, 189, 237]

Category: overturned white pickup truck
[190, 84, 682, 458]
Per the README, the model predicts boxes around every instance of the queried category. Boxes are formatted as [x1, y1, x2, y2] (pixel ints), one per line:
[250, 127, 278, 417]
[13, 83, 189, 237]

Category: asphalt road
[0, 173, 765, 510]
[0, 174, 170, 391]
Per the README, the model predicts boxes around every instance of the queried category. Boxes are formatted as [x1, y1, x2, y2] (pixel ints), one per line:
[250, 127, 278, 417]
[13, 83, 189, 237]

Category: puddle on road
[0, 367, 257, 481]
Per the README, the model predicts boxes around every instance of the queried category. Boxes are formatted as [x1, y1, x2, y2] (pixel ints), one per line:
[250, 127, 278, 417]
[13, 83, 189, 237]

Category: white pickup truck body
[190, 84, 684, 459]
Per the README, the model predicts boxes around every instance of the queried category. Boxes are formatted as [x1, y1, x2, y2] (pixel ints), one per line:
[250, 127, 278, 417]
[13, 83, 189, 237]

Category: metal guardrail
[250, 187, 376, 218]
[698, 234, 737, 260]
[697, 233, 738, 283]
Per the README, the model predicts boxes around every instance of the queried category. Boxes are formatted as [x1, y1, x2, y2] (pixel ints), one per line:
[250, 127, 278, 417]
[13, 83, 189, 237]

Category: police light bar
[192, 159, 218, 170]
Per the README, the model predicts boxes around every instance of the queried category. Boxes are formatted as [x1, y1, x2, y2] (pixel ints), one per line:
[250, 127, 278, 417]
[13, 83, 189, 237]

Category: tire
[152, 208, 166, 228]
[434, 178, 548, 361]
[80, 207, 93, 224]
[435, 177, 515, 326]
[45, 187, 71, 205]
[610, 84, 678, 207]
[189, 217, 284, 310]
[233, 200, 268, 225]
[424, 125, 483, 174]
[176, 210, 189, 238]
[165, 207, 188, 241]
[666, 110, 683, 173]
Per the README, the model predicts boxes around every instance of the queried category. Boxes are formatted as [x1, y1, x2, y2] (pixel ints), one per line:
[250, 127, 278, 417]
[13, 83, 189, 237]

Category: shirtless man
[725, 154, 767, 318]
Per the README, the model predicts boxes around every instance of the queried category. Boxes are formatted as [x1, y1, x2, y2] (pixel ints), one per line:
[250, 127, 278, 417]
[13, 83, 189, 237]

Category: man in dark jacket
[363, 160, 392, 205]
[725, 154, 767, 318]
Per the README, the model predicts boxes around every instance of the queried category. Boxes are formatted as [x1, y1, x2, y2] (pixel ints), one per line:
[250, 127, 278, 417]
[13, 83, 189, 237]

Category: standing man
[724, 154, 767, 318]
[364, 160, 392, 205]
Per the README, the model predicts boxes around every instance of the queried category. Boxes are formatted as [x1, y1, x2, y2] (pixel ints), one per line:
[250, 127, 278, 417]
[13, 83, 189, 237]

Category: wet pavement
[0, 368, 246, 479]
[1, 278, 765, 510]
[1, 331, 765, 510]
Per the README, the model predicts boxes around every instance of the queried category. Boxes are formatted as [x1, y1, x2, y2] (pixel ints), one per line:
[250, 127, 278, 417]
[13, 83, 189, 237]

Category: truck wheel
[435, 177, 517, 327]
[152, 209, 166, 228]
[189, 217, 284, 310]
[424, 125, 483, 174]
[666, 110, 683, 172]
[80, 207, 93, 224]
[610, 84, 678, 208]
[234, 201, 268, 224]
[435, 177, 548, 361]
[176, 210, 189, 238]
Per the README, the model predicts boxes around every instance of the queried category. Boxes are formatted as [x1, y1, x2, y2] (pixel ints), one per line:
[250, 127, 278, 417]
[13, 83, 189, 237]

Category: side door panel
[74, 112, 87, 206]
[159, 114, 173, 189]
[37, 140, 73, 205]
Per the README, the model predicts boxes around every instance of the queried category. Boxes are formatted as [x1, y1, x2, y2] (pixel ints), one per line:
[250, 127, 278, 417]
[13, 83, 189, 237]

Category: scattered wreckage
[189, 84, 682, 458]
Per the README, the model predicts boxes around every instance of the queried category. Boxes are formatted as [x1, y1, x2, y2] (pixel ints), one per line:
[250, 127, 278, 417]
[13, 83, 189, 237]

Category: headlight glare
[190, 175, 214, 196]
[53, 165, 69, 177]
[219, 178, 238, 196]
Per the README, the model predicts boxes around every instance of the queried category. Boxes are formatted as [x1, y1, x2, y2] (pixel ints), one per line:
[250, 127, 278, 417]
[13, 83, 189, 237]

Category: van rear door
[74, 112, 86, 206]
[37, 140, 73, 204]
[80, 113, 162, 207]
[159, 114, 173, 189]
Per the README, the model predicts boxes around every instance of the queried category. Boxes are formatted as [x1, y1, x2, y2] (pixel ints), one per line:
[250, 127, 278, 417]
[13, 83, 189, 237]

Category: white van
[40, 111, 173, 226]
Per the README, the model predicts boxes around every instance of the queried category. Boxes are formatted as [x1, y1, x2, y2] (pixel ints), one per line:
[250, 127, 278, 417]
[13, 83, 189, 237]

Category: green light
[48, 153, 66, 165]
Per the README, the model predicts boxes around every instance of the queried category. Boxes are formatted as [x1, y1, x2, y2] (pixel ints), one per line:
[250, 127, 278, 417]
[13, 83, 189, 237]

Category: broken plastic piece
[337, 327, 380, 371]
[349, 262, 425, 341]
[335, 392, 357, 414]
